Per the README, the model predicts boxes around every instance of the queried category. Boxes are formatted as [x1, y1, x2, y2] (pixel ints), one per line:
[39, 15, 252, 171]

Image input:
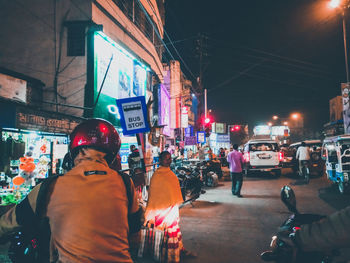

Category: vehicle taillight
[244, 152, 250, 162]
[279, 152, 284, 161]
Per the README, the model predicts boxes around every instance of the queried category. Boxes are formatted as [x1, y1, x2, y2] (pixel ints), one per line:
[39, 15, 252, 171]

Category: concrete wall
[0, 0, 91, 117]
[0, 0, 164, 118]
[93, 0, 164, 80]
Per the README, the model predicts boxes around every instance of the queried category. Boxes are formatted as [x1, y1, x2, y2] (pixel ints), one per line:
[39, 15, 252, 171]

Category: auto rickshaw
[322, 134, 350, 194]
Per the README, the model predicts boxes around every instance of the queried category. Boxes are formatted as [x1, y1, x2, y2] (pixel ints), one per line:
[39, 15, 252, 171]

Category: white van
[243, 139, 282, 176]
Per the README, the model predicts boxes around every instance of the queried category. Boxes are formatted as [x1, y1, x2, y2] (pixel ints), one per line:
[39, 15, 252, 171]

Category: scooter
[260, 185, 338, 263]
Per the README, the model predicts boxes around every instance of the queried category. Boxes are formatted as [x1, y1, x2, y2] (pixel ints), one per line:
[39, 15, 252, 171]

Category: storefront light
[29, 132, 38, 139]
[107, 104, 121, 119]
[95, 32, 150, 71]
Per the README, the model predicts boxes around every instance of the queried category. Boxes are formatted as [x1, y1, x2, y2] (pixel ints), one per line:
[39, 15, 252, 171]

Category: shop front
[0, 101, 83, 180]
[209, 133, 230, 156]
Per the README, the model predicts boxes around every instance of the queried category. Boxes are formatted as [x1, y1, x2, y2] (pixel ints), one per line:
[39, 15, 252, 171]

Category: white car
[243, 139, 283, 176]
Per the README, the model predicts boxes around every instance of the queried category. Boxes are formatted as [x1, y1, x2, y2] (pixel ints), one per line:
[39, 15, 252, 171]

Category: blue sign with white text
[116, 96, 150, 135]
[197, 131, 206, 143]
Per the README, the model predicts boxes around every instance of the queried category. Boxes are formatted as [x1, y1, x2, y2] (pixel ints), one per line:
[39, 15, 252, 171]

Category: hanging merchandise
[37, 155, 50, 178]
[18, 156, 36, 186]
[40, 144, 47, 154]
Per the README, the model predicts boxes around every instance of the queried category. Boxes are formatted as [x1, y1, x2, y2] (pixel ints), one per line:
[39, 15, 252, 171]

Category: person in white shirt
[296, 141, 310, 176]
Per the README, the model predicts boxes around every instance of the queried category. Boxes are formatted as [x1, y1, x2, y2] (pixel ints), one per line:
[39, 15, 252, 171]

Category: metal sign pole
[136, 133, 146, 173]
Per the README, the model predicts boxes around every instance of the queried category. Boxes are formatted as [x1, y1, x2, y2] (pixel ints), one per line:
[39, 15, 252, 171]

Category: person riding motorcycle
[296, 142, 310, 177]
[0, 118, 142, 263]
[292, 205, 350, 252]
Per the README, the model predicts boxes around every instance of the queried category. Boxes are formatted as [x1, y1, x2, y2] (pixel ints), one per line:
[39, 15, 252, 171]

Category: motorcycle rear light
[279, 152, 284, 161]
[293, 227, 301, 232]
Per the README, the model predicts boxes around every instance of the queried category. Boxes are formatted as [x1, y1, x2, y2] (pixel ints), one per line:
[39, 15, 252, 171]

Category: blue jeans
[230, 172, 243, 195]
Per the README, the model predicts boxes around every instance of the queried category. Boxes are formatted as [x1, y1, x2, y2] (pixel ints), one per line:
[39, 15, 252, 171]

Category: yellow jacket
[0, 149, 139, 263]
[145, 166, 183, 216]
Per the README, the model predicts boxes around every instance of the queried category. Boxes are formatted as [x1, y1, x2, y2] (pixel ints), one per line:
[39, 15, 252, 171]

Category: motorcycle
[205, 158, 223, 179]
[199, 161, 219, 187]
[260, 185, 338, 263]
[175, 165, 204, 205]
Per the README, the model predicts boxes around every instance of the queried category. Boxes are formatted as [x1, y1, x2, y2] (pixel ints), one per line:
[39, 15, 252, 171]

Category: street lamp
[329, 0, 341, 8]
[267, 122, 273, 126]
[329, 0, 350, 84]
[272, 115, 278, 120]
[291, 113, 300, 120]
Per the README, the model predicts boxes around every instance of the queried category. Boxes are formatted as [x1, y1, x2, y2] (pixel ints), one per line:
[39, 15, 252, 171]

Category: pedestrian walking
[227, 144, 245, 197]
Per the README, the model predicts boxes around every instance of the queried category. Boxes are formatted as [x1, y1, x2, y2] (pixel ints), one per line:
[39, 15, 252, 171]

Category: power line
[212, 54, 337, 80]
[139, 0, 197, 80]
[211, 39, 331, 71]
[154, 35, 196, 47]
[209, 13, 336, 92]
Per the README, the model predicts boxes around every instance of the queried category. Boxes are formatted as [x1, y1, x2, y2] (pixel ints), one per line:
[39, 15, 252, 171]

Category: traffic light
[202, 116, 213, 137]
[230, 125, 241, 132]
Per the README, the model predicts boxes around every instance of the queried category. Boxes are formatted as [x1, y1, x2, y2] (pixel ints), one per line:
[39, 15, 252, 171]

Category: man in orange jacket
[0, 119, 142, 263]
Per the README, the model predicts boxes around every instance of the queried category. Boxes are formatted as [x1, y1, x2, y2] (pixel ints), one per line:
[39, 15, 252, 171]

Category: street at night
[179, 169, 350, 263]
[2, 0, 350, 262]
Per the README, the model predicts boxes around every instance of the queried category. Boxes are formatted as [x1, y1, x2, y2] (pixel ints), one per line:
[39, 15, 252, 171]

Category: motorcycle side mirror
[281, 186, 299, 214]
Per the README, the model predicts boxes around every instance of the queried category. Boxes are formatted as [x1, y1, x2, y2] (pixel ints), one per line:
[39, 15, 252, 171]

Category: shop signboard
[169, 61, 181, 128]
[217, 134, 230, 143]
[16, 107, 80, 134]
[213, 122, 226, 134]
[116, 96, 150, 135]
[159, 84, 171, 136]
[330, 96, 343, 122]
[185, 126, 193, 137]
[93, 32, 149, 127]
[119, 135, 138, 170]
[271, 126, 290, 136]
[185, 136, 196, 145]
[181, 106, 188, 128]
[0, 73, 27, 103]
[342, 83, 350, 133]
[253, 125, 271, 136]
[197, 131, 206, 143]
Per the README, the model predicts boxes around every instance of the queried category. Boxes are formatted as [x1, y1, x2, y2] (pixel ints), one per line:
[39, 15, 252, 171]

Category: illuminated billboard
[159, 84, 171, 136]
[271, 126, 289, 136]
[93, 32, 149, 126]
[253, 125, 271, 135]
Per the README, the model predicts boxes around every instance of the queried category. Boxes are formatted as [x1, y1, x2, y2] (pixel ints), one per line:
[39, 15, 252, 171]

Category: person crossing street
[227, 144, 245, 198]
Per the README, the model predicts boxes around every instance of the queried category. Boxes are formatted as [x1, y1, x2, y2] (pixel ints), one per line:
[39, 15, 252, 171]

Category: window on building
[66, 22, 86, 56]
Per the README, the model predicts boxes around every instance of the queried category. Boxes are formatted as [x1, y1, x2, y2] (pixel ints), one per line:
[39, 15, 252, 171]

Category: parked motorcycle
[260, 185, 338, 263]
[174, 165, 204, 205]
[199, 161, 219, 187]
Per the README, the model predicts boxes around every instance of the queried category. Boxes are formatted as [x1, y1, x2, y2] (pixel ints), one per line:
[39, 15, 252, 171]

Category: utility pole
[196, 33, 210, 121]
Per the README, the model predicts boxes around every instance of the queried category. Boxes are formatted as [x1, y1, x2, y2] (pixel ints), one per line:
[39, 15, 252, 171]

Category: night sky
[164, 0, 350, 132]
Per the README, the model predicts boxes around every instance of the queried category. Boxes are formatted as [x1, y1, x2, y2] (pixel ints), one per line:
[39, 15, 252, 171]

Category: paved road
[177, 168, 350, 263]
[1, 168, 350, 263]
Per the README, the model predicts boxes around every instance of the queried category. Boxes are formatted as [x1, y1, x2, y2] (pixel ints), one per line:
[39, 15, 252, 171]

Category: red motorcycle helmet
[69, 118, 121, 162]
